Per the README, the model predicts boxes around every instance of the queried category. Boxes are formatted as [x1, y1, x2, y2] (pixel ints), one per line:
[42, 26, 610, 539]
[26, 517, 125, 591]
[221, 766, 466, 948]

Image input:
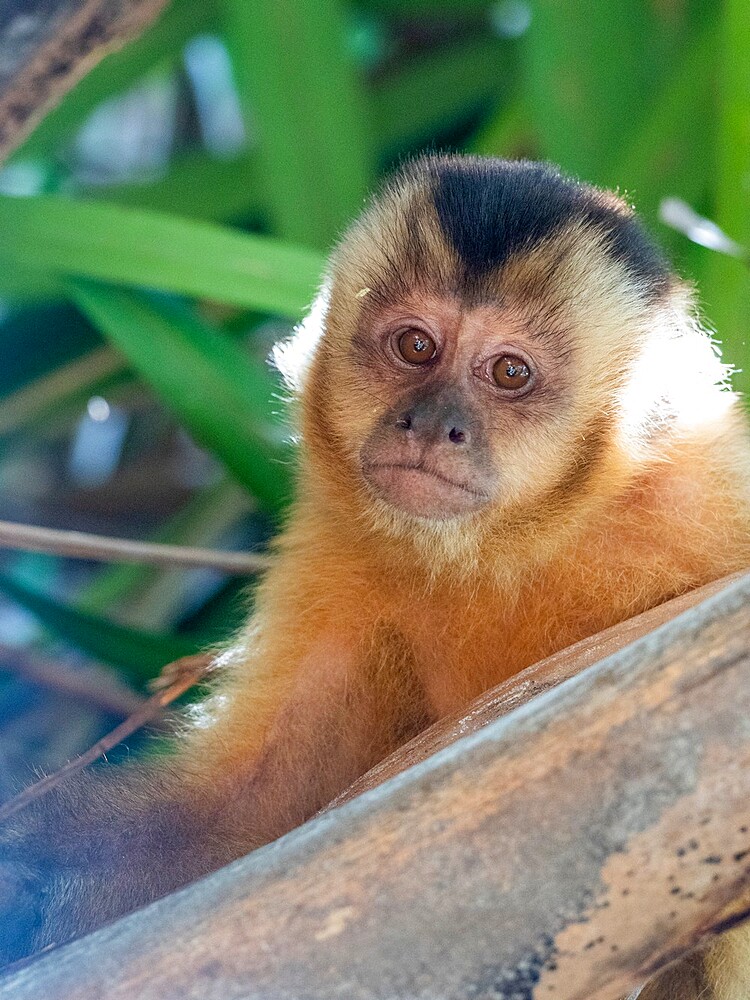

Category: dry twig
[0, 652, 214, 823]
[0, 519, 271, 575]
[0, 643, 145, 717]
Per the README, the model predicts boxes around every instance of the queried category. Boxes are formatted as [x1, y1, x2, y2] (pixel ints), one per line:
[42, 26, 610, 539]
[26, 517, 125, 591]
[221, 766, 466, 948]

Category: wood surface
[0, 570, 748, 1000]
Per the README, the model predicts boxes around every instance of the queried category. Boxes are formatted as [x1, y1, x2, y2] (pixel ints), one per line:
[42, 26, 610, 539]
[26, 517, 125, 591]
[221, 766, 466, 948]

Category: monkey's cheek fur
[361, 462, 493, 520]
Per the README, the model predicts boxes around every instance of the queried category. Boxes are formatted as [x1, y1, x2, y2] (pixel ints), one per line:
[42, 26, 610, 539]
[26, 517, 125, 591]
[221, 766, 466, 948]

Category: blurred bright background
[0, 0, 747, 794]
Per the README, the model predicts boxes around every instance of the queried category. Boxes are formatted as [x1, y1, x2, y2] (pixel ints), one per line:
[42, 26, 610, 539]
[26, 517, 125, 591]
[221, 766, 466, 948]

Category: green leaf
[224, 0, 371, 246]
[375, 35, 514, 156]
[524, 1, 659, 180]
[605, 28, 713, 214]
[471, 98, 529, 158]
[84, 150, 265, 224]
[0, 255, 65, 302]
[68, 280, 294, 513]
[0, 195, 324, 316]
[0, 572, 200, 683]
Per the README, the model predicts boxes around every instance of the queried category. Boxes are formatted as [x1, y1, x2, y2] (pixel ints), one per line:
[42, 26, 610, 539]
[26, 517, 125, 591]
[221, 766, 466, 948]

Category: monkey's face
[341, 275, 634, 525]
[297, 156, 679, 531]
[355, 294, 542, 520]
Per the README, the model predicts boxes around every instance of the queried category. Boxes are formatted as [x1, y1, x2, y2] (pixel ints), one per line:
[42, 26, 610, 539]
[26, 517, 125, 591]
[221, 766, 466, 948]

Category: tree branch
[0, 0, 172, 161]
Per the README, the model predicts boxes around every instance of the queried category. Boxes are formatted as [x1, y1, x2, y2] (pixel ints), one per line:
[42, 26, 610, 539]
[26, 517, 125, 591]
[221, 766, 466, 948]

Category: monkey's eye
[492, 355, 532, 390]
[396, 329, 437, 365]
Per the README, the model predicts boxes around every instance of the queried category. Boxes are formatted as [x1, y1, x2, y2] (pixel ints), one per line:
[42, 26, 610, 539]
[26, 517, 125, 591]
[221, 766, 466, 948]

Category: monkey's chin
[362, 463, 492, 520]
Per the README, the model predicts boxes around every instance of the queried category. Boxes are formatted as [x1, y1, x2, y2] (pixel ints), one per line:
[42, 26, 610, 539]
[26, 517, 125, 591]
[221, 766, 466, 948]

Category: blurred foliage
[0, 0, 747, 775]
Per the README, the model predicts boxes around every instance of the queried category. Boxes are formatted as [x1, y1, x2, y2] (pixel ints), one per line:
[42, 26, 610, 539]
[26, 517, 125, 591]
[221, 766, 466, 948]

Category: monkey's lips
[362, 461, 492, 519]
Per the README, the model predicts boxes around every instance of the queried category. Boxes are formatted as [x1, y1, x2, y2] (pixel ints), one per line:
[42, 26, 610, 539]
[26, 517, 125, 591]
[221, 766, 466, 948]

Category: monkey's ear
[272, 285, 331, 393]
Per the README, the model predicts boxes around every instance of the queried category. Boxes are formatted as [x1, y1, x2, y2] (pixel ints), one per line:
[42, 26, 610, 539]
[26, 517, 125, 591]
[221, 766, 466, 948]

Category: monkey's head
[280, 156, 729, 552]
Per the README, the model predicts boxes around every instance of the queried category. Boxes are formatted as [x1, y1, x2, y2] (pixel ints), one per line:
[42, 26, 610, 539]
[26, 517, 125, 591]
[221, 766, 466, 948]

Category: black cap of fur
[410, 156, 671, 297]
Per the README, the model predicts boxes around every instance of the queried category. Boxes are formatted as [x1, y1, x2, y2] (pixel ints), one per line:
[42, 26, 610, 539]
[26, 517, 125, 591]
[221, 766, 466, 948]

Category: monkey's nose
[395, 410, 470, 446]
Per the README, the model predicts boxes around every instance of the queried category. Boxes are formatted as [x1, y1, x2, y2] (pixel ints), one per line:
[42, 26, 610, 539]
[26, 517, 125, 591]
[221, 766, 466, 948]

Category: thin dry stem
[0, 520, 271, 575]
[0, 653, 214, 823]
[0, 644, 145, 717]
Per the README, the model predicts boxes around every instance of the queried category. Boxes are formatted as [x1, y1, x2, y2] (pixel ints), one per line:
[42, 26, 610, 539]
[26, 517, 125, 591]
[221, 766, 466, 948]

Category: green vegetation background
[0, 0, 746, 719]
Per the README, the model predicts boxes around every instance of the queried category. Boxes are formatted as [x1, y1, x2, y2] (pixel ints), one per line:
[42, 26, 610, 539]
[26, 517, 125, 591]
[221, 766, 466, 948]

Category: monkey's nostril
[448, 427, 466, 444]
[395, 413, 412, 431]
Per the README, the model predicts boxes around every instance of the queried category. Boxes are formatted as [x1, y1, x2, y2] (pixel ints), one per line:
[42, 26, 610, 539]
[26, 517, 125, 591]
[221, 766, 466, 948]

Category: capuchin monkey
[1, 155, 750, 997]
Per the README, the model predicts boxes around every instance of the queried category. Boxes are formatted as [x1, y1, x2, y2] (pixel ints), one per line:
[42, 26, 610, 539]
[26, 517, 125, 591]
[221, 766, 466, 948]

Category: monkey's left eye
[492, 355, 532, 390]
[396, 329, 437, 365]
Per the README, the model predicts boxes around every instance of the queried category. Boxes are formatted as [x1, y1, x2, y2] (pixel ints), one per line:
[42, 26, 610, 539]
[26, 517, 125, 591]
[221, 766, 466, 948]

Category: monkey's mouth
[361, 461, 491, 519]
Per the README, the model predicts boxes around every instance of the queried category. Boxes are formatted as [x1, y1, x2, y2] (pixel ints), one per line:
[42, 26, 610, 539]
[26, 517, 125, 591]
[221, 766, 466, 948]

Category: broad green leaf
[225, 0, 371, 246]
[68, 280, 294, 513]
[85, 150, 264, 224]
[0, 195, 324, 317]
[606, 26, 714, 284]
[0, 572, 200, 682]
[606, 29, 713, 215]
[374, 35, 514, 157]
[524, 1, 659, 180]
[0, 255, 65, 302]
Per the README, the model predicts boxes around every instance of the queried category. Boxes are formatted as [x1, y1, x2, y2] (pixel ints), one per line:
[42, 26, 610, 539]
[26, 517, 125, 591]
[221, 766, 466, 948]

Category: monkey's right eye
[396, 329, 437, 365]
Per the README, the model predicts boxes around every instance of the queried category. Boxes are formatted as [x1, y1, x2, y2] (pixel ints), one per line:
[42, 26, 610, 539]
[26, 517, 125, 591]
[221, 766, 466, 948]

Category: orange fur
[187, 163, 750, 773]
[2, 157, 749, 983]
[177, 159, 750, 998]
